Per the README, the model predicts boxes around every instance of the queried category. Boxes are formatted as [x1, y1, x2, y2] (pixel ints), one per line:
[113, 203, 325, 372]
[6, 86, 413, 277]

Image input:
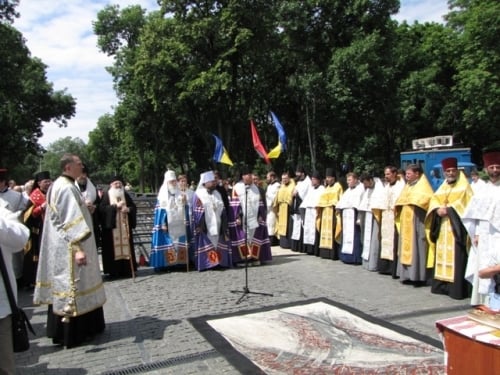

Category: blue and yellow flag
[267, 111, 287, 159]
[212, 134, 233, 166]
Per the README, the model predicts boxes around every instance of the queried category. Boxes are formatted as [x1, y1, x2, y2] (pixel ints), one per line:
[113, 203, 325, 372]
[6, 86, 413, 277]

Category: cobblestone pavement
[15, 247, 470, 374]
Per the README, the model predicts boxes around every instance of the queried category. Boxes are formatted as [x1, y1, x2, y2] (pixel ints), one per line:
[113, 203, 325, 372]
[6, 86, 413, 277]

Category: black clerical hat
[109, 175, 124, 184]
[311, 170, 321, 180]
[239, 165, 252, 176]
[34, 171, 51, 182]
[325, 168, 335, 177]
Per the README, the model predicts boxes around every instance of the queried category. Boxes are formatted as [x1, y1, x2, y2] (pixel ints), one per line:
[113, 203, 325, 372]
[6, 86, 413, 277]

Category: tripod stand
[231, 185, 273, 304]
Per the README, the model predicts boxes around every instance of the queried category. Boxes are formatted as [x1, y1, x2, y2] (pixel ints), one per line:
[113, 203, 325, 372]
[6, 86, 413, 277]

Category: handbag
[0, 247, 36, 352]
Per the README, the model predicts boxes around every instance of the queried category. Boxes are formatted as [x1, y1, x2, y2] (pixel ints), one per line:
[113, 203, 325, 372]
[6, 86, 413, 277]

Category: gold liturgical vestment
[425, 172, 473, 281]
[317, 183, 343, 248]
[274, 180, 296, 237]
[110, 197, 131, 260]
[395, 175, 433, 266]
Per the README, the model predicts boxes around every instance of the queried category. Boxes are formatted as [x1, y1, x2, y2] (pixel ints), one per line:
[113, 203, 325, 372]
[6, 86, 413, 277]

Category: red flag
[250, 119, 270, 164]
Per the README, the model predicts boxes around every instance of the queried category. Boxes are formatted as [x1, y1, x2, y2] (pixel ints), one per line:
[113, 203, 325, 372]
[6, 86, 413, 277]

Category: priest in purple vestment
[192, 171, 232, 271]
[230, 166, 272, 266]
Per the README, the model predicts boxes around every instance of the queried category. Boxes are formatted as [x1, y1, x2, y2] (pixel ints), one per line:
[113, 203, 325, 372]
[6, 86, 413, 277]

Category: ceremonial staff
[181, 188, 190, 272]
[184, 200, 190, 272]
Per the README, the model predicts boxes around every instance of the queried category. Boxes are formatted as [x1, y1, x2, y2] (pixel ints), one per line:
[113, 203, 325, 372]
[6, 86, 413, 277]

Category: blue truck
[400, 135, 476, 191]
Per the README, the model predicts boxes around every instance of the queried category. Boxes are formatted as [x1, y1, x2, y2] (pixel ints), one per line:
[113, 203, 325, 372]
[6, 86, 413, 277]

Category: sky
[15, 0, 450, 148]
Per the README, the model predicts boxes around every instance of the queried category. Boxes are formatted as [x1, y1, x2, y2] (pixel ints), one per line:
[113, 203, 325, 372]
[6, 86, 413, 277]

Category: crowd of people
[150, 166, 273, 272]
[261, 154, 499, 306]
[33, 154, 106, 350]
[0, 153, 140, 371]
[1, 149, 500, 372]
[271, 153, 499, 308]
[150, 151, 500, 312]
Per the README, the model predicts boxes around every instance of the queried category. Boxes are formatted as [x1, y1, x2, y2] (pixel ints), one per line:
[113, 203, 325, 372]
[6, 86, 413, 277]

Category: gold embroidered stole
[426, 173, 473, 280]
[319, 206, 334, 248]
[318, 183, 343, 248]
[380, 179, 404, 260]
[275, 181, 295, 236]
[380, 209, 396, 260]
[277, 202, 290, 236]
[112, 211, 131, 260]
[395, 175, 433, 265]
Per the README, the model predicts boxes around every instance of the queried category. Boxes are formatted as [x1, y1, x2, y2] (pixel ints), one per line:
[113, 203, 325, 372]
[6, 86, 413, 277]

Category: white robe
[266, 181, 280, 236]
[337, 183, 364, 255]
[75, 178, 97, 205]
[0, 207, 29, 317]
[471, 178, 486, 195]
[462, 181, 500, 305]
[379, 179, 405, 261]
[34, 176, 106, 316]
[161, 189, 187, 242]
[300, 185, 325, 245]
[358, 178, 385, 264]
[195, 187, 225, 247]
[233, 182, 261, 242]
[291, 176, 311, 241]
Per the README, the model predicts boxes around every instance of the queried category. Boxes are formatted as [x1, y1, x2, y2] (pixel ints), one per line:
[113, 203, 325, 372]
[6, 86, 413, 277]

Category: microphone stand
[231, 184, 273, 304]
[182, 191, 190, 273]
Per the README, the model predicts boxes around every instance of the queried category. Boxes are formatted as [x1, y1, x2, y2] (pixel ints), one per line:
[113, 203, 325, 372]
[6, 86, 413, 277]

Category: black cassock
[99, 191, 137, 278]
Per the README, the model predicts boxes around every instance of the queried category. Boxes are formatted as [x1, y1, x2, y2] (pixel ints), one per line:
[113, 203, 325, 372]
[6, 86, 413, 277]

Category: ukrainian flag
[267, 111, 287, 159]
[212, 134, 233, 166]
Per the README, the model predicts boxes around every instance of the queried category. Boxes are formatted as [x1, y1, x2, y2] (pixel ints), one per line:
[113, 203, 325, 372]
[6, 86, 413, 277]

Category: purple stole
[228, 198, 272, 263]
[192, 193, 232, 271]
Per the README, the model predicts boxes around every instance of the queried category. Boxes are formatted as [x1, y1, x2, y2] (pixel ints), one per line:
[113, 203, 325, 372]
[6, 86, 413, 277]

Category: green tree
[87, 0, 498, 182]
[0, 0, 19, 23]
[136, 0, 283, 170]
[281, 0, 399, 172]
[395, 23, 460, 147]
[0, 23, 76, 168]
[445, 0, 500, 155]
[94, 4, 163, 191]
[40, 137, 88, 179]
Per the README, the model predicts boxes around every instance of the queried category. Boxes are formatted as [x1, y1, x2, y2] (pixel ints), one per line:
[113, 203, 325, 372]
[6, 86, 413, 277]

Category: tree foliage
[11, 0, 495, 191]
[0, 21, 76, 174]
[84, 0, 499, 189]
[446, 0, 500, 154]
[0, 0, 19, 23]
[41, 137, 89, 179]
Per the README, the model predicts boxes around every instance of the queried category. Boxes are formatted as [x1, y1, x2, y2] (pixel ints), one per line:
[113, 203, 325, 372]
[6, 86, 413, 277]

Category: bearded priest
[99, 176, 138, 279]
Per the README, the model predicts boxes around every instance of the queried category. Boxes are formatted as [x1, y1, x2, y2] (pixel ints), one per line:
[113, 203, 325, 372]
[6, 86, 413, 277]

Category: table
[436, 315, 500, 374]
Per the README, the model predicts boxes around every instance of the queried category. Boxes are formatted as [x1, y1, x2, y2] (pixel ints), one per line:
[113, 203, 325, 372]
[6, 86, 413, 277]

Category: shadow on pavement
[382, 303, 471, 320]
[270, 253, 303, 266]
[102, 315, 182, 344]
[16, 362, 88, 375]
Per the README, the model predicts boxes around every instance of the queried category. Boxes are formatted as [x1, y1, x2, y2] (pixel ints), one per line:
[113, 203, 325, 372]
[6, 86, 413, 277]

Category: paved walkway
[15, 247, 470, 374]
